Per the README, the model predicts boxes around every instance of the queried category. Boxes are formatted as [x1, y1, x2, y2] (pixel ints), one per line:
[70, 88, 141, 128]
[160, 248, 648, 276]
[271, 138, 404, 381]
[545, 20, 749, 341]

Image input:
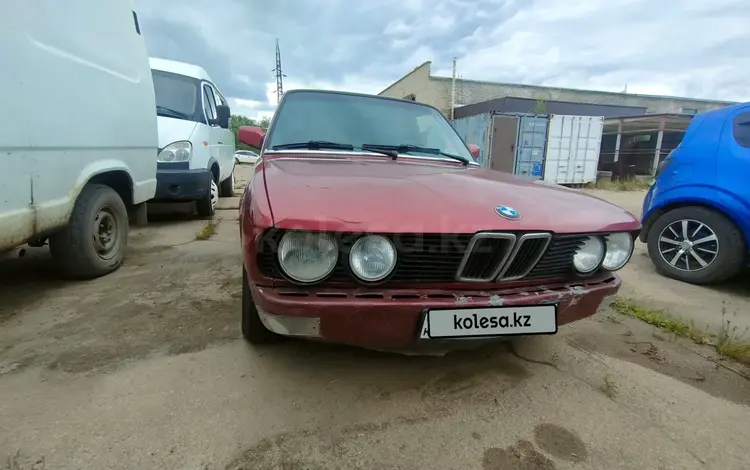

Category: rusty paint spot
[488, 295, 504, 306]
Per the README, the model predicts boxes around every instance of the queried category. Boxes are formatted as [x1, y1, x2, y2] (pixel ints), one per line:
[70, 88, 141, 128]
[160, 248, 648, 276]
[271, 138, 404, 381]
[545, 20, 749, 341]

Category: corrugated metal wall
[450, 113, 492, 166]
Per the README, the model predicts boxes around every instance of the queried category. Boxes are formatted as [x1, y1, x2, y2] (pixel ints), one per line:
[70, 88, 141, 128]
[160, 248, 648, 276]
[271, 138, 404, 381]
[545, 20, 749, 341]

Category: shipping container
[451, 112, 548, 177]
[450, 113, 492, 166]
[543, 115, 604, 185]
[513, 115, 548, 180]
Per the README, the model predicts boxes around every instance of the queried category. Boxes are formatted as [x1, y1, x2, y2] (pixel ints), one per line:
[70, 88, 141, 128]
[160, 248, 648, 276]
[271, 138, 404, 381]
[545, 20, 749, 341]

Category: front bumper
[249, 275, 621, 350]
[153, 167, 212, 201]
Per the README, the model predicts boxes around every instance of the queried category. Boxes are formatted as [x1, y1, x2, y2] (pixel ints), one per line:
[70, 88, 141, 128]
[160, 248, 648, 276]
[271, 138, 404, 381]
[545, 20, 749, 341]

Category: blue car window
[733, 112, 750, 148]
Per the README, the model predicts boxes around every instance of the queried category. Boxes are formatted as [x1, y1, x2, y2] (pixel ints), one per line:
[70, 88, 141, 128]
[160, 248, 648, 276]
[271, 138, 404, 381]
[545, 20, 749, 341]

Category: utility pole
[272, 39, 286, 104]
[450, 57, 457, 120]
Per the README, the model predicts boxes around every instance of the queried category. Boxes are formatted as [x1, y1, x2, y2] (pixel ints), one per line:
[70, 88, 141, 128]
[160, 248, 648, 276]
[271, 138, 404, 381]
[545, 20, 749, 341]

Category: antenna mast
[450, 57, 457, 120]
[272, 39, 286, 104]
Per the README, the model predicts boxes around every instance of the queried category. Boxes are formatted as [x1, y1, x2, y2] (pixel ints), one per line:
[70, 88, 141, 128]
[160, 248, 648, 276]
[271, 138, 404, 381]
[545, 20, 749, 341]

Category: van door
[210, 85, 234, 177]
[201, 83, 229, 181]
[0, 12, 34, 249]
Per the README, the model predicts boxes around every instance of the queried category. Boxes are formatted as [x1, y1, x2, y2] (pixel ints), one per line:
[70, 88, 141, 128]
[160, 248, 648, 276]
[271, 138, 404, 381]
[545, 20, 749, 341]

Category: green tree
[231, 114, 271, 151]
[532, 99, 547, 114]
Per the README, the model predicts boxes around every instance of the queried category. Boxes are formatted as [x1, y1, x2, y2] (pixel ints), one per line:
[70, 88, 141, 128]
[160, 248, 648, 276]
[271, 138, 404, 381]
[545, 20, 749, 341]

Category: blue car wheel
[646, 206, 746, 285]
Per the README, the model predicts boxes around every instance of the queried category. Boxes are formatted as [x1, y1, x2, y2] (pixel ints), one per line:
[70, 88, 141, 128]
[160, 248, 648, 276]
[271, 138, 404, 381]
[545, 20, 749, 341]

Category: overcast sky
[136, 0, 750, 120]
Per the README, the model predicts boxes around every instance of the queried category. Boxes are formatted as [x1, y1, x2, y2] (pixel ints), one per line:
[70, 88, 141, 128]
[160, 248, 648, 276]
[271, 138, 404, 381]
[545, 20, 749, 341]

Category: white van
[0, 1, 158, 279]
[149, 58, 237, 218]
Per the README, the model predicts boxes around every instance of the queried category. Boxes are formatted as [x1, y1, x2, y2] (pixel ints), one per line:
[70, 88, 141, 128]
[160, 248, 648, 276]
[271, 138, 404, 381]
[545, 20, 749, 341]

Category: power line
[272, 38, 286, 104]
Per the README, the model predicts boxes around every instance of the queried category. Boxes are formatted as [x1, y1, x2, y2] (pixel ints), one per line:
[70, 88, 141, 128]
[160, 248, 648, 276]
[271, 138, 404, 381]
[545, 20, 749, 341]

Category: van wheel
[197, 176, 218, 218]
[219, 168, 235, 197]
[49, 184, 128, 279]
[242, 267, 281, 344]
[646, 206, 746, 285]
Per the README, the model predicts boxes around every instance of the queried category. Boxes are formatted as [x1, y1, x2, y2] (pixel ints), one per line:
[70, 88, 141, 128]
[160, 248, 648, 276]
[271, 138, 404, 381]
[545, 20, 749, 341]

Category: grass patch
[587, 178, 653, 191]
[195, 220, 218, 241]
[610, 298, 750, 365]
[600, 374, 618, 398]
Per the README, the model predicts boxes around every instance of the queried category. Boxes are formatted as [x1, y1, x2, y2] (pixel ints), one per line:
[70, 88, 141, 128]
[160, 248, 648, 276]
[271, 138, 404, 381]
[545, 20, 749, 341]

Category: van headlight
[602, 232, 634, 271]
[158, 141, 192, 163]
[573, 236, 605, 274]
[277, 232, 338, 283]
[349, 235, 397, 282]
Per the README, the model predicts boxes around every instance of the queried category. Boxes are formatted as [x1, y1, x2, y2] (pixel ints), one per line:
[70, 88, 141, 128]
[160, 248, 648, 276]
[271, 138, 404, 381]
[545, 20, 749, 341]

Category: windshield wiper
[362, 144, 469, 166]
[272, 141, 355, 151]
[156, 105, 188, 119]
[272, 141, 398, 159]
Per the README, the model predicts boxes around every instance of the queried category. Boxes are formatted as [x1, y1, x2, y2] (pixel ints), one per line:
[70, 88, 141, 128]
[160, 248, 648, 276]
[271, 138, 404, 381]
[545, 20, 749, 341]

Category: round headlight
[349, 235, 397, 282]
[602, 232, 633, 271]
[277, 232, 338, 283]
[573, 236, 605, 274]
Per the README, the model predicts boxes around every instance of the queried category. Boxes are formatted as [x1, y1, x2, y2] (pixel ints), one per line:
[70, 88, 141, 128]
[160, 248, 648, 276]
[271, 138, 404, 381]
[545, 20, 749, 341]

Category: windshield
[152, 70, 199, 118]
[265, 91, 474, 161]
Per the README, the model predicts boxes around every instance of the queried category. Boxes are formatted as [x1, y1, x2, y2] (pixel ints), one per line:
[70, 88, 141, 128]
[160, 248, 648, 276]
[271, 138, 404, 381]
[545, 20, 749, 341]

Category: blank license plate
[422, 305, 557, 339]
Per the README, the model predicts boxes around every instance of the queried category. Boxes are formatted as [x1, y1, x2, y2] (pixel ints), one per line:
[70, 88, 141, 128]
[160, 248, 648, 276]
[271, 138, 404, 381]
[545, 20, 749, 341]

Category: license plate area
[419, 305, 558, 340]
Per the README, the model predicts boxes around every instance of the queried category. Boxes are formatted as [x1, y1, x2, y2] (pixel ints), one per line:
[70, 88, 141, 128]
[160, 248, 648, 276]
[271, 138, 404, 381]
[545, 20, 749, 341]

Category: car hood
[262, 156, 639, 234]
[156, 116, 198, 148]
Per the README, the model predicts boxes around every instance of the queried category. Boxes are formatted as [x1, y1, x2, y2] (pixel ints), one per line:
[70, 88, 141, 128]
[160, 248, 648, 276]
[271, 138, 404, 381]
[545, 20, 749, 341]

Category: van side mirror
[238, 126, 265, 148]
[467, 144, 480, 160]
[213, 104, 231, 129]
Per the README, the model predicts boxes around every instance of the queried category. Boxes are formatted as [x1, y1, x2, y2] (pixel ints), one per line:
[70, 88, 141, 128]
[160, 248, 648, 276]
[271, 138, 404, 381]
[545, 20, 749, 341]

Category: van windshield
[152, 70, 199, 120]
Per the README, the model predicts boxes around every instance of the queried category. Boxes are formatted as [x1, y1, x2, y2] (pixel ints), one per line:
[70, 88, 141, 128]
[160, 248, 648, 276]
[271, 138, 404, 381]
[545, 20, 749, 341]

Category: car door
[209, 84, 234, 180]
[201, 83, 226, 180]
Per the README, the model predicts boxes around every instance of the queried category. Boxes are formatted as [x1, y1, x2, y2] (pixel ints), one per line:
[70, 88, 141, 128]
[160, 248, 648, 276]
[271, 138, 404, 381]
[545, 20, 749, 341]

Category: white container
[543, 115, 604, 184]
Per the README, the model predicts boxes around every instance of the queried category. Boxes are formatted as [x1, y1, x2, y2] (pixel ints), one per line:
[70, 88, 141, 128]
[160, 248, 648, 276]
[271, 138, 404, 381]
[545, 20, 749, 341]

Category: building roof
[381, 60, 737, 107]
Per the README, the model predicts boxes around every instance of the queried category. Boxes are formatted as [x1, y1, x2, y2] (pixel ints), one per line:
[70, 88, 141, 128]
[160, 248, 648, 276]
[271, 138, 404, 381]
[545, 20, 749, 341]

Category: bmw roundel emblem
[495, 205, 520, 220]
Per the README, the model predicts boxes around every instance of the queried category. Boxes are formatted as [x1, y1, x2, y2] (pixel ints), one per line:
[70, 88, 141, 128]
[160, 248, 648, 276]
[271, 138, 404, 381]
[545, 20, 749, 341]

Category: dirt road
[1, 167, 749, 469]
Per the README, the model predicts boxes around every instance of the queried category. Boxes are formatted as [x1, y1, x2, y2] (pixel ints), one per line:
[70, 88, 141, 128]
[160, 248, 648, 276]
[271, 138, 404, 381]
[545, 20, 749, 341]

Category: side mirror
[238, 126, 265, 149]
[467, 144, 481, 160]
[212, 104, 231, 129]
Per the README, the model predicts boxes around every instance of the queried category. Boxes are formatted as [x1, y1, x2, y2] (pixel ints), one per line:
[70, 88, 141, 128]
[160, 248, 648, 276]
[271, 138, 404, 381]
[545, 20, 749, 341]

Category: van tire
[242, 267, 281, 344]
[219, 168, 235, 197]
[197, 176, 217, 218]
[49, 184, 129, 279]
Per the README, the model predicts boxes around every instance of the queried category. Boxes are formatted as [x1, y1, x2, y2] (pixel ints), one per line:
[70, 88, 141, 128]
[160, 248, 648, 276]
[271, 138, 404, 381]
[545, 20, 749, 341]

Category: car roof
[696, 101, 749, 120]
[149, 57, 214, 83]
[281, 88, 442, 109]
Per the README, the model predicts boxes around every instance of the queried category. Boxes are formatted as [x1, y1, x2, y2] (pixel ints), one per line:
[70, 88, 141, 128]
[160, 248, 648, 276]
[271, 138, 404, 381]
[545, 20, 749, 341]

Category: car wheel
[235, 157, 240, 165]
[196, 176, 218, 218]
[219, 168, 235, 197]
[49, 184, 128, 279]
[242, 267, 281, 344]
[646, 206, 746, 285]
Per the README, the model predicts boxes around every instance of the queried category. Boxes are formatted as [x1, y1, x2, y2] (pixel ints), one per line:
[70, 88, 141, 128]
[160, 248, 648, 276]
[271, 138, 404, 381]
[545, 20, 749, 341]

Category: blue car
[640, 102, 750, 285]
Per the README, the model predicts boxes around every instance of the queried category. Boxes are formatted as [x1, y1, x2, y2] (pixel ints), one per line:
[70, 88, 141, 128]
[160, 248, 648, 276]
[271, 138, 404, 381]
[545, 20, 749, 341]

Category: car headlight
[158, 141, 192, 163]
[349, 235, 397, 282]
[602, 232, 634, 271]
[573, 236, 605, 274]
[277, 232, 338, 283]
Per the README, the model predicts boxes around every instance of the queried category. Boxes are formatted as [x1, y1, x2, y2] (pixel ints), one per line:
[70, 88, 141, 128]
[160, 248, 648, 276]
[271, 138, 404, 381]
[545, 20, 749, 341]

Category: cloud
[136, 0, 750, 119]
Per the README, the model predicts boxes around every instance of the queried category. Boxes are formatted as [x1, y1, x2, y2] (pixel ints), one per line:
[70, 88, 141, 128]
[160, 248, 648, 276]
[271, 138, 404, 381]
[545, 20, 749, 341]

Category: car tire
[196, 176, 218, 218]
[646, 206, 746, 285]
[219, 167, 235, 197]
[235, 157, 240, 165]
[49, 184, 129, 279]
[242, 267, 281, 344]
